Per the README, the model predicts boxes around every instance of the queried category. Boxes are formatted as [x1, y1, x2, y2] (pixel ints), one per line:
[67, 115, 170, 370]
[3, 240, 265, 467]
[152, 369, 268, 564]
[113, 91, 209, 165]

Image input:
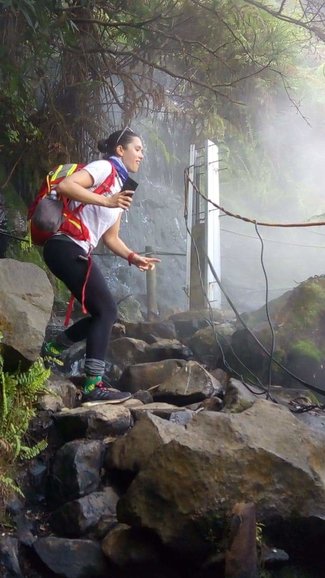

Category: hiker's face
[118, 137, 144, 173]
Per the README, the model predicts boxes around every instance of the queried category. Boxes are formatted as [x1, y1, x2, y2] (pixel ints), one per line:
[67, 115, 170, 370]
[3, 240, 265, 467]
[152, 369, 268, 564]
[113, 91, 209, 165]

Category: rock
[50, 487, 119, 538]
[14, 512, 36, 547]
[111, 322, 126, 339]
[224, 502, 258, 578]
[223, 378, 257, 413]
[118, 359, 187, 393]
[50, 440, 103, 504]
[102, 523, 160, 566]
[118, 296, 144, 323]
[25, 458, 48, 505]
[105, 412, 185, 473]
[0, 535, 23, 578]
[169, 409, 195, 426]
[260, 544, 289, 566]
[125, 321, 176, 343]
[63, 341, 87, 370]
[0, 259, 53, 365]
[108, 337, 148, 368]
[116, 400, 325, 556]
[144, 339, 193, 362]
[129, 402, 191, 421]
[133, 389, 154, 404]
[53, 404, 133, 442]
[196, 397, 223, 412]
[209, 367, 229, 387]
[228, 277, 325, 390]
[33, 537, 108, 578]
[124, 320, 177, 343]
[168, 309, 223, 341]
[153, 360, 223, 405]
[188, 325, 229, 367]
[37, 375, 78, 411]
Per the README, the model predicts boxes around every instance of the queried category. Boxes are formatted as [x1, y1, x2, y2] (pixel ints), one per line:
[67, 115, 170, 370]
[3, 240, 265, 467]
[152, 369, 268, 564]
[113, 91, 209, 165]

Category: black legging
[43, 237, 117, 361]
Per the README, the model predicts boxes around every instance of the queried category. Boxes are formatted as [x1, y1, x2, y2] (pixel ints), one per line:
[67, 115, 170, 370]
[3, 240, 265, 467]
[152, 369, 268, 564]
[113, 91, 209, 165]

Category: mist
[218, 74, 325, 314]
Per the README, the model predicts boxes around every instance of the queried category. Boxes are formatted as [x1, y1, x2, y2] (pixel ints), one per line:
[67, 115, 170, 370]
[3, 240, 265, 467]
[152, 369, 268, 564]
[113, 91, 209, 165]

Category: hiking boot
[41, 341, 66, 370]
[81, 383, 132, 406]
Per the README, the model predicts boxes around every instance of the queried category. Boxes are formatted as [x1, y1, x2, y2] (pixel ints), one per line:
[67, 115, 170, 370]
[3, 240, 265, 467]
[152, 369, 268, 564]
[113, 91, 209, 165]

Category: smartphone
[121, 177, 138, 192]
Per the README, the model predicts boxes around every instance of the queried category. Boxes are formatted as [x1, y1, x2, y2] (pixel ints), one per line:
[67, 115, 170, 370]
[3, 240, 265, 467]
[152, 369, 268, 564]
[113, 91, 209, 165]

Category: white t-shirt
[62, 159, 123, 252]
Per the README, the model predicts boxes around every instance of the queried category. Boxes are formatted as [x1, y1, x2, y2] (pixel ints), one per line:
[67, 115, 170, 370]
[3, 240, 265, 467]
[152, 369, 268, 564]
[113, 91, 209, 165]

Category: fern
[20, 439, 48, 460]
[0, 351, 50, 505]
[0, 474, 24, 498]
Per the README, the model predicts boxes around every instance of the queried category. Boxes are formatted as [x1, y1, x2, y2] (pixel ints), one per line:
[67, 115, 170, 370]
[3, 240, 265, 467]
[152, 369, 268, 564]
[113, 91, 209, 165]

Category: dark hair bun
[97, 139, 108, 153]
[98, 128, 139, 157]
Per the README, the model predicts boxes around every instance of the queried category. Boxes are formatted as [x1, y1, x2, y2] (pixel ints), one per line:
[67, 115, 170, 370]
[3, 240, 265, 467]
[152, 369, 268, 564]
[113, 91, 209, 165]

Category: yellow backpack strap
[50, 163, 79, 183]
[66, 163, 78, 176]
[50, 164, 64, 182]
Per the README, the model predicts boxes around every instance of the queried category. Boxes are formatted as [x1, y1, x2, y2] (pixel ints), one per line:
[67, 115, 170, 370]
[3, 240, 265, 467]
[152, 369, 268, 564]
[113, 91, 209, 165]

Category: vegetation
[0, 338, 50, 514]
[0, 1, 323, 181]
[0, 0, 324, 519]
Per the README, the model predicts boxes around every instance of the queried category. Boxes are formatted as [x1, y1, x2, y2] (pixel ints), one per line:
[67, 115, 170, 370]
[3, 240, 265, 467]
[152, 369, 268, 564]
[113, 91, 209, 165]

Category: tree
[0, 0, 323, 188]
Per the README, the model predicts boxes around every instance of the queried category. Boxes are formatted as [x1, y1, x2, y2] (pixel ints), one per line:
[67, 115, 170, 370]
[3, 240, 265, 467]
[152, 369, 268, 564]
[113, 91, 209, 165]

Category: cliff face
[97, 125, 189, 317]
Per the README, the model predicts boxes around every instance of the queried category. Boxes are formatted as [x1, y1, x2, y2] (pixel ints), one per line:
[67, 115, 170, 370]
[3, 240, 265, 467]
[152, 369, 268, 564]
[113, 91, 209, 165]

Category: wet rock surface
[3, 285, 325, 577]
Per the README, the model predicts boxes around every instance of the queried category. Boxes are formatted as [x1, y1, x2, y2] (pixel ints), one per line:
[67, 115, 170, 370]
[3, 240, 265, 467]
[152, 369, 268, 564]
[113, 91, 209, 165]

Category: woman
[42, 127, 160, 406]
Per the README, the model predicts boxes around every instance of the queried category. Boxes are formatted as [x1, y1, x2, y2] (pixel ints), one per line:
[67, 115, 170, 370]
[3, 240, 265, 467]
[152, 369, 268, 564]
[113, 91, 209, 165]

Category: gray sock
[84, 358, 106, 376]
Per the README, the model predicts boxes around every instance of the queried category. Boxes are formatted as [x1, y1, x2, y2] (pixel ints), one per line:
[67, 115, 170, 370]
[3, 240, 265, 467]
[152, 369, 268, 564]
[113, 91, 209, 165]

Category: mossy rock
[288, 340, 323, 364]
[230, 277, 325, 390]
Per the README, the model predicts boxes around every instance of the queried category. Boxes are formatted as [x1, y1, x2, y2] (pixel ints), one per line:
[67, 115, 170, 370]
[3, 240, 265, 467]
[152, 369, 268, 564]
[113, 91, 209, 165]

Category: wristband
[127, 251, 137, 266]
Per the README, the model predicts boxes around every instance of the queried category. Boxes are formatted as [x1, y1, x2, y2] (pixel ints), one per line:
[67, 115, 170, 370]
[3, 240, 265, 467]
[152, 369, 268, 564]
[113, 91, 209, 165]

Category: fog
[219, 83, 325, 314]
[96, 67, 325, 319]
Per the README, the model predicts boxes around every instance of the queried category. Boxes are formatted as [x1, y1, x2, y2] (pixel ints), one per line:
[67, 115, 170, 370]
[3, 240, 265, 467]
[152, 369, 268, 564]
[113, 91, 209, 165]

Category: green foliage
[289, 340, 323, 363]
[0, 474, 24, 498]
[287, 280, 325, 330]
[0, 339, 50, 503]
[0, 0, 323, 232]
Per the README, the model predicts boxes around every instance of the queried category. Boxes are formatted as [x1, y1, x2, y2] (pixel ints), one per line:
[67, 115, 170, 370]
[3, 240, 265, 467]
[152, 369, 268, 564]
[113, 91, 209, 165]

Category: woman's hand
[130, 253, 161, 271]
[105, 190, 134, 210]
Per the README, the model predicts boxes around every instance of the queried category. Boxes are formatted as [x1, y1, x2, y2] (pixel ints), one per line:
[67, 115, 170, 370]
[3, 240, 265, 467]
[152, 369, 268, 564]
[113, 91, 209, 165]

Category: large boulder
[0, 258, 53, 363]
[116, 399, 325, 557]
[168, 309, 223, 342]
[153, 360, 222, 405]
[229, 277, 325, 391]
[33, 537, 108, 578]
[118, 359, 187, 393]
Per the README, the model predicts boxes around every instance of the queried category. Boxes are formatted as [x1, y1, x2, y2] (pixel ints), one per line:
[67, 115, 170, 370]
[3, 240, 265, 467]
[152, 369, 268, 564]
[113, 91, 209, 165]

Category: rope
[185, 167, 325, 229]
[184, 167, 325, 403]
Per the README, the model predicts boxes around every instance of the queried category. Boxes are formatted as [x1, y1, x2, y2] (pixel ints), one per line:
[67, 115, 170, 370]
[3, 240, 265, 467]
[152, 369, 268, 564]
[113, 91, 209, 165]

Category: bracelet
[127, 251, 137, 266]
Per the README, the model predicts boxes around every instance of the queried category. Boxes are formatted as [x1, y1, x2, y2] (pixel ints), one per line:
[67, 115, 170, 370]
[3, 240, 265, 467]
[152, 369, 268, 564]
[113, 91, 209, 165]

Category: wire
[206, 254, 325, 397]
[0, 229, 29, 243]
[221, 227, 325, 249]
[185, 167, 325, 229]
[185, 217, 277, 399]
[254, 222, 275, 399]
[185, 165, 325, 399]
[183, 169, 272, 398]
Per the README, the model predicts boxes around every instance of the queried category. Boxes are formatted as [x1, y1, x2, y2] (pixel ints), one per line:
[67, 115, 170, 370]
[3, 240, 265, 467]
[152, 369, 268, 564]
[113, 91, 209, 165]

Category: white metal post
[206, 139, 221, 307]
[185, 144, 195, 309]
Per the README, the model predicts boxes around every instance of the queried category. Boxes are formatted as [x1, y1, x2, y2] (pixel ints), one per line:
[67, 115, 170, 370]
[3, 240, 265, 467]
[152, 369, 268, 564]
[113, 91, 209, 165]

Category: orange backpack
[28, 162, 116, 246]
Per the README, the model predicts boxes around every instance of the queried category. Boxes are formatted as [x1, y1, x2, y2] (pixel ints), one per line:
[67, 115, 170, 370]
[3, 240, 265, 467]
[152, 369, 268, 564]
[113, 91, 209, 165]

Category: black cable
[208, 320, 276, 398]
[184, 195, 270, 399]
[183, 168, 270, 397]
[185, 165, 325, 407]
[206, 255, 325, 397]
[254, 222, 275, 399]
[0, 229, 29, 243]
